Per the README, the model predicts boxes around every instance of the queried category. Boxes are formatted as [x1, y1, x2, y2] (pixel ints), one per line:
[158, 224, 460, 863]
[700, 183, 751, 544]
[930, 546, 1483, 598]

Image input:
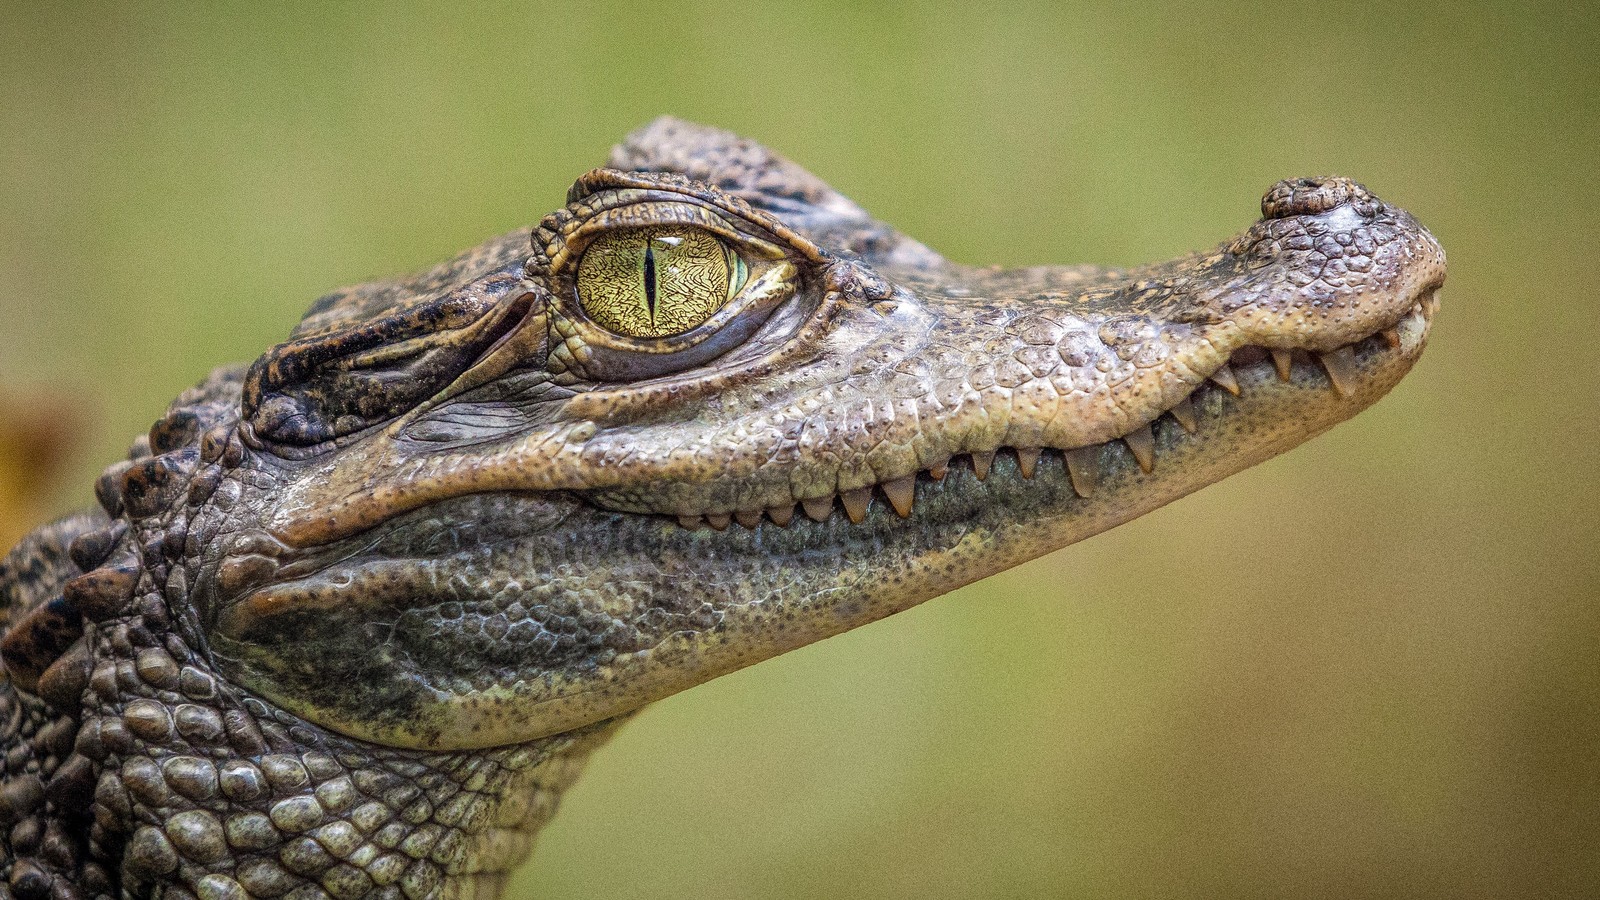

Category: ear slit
[243, 267, 536, 450]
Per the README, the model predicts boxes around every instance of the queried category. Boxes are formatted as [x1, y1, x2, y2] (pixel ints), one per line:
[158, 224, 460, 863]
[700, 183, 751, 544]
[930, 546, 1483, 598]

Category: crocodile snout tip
[1261, 176, 1383, 220]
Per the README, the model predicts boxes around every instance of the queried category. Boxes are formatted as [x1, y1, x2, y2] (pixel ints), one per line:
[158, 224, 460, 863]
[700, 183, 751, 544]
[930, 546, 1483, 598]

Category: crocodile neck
[65, 383, 628, 900]
[85, 599, 622, 900]
[0, 378, 622, 900]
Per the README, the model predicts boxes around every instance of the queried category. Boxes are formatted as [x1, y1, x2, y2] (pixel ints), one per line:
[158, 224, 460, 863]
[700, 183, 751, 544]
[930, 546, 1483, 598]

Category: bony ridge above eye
[576, 225, 750, 338]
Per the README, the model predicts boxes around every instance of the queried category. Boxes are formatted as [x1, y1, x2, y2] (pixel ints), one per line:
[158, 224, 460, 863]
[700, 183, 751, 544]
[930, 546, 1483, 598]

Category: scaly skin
[0, 119, 1444, 900]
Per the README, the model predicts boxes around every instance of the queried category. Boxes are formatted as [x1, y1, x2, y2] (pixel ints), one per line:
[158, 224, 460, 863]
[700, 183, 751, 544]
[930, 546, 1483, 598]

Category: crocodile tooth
[1318, 346, 1360, 398]
[677, 515, 704, 530]
[971, 450, 995, 481]
[802, 496, 834, 522]
[705, 512, 732, 531]
[840, 487, 873, 523]
[766, 504, 794, 527]
[881, 476, 916, 518]
[1170, 396, 1198, 434]
[1209, 365, 1240, 396]
[927, 457, 949, 480]
[1271, 348, 1294, 381]
[1123, 425, 1156, 474]
[1015, 447, 1041, 479]
[734, 509, 763, 529]
[1064, 447, 1100, 498]
[1382, 328, 1402, 349]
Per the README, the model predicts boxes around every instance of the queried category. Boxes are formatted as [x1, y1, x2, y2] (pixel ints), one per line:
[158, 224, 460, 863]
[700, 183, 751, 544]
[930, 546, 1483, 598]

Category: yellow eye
[576, 226, 749, 338]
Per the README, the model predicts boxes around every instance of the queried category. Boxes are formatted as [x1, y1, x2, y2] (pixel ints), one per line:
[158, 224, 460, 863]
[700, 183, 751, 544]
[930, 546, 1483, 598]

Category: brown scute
[119, 451, 196, 519]
[0, 513, 107, 694]
[66, 520, 125, 572]
[242, 272, 534, 449]
[63, 561, 138, 622]
[93, 460, 133, 518]
[0, 596, 81, 694]
[34, 640, 91, 710]
[147, 408, 202, 455]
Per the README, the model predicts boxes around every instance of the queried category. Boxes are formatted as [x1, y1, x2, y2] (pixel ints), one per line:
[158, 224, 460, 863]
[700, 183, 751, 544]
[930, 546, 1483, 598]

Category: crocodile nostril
[1261, 176, 1382, 220]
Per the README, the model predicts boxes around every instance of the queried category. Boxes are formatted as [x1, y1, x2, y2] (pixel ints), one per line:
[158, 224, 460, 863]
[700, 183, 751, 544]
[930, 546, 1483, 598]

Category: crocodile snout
[1261, 176, 1383, 220]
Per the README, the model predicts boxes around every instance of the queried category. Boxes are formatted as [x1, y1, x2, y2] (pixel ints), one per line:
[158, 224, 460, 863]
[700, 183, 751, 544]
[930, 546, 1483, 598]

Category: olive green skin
[0, 118, 1442, 900]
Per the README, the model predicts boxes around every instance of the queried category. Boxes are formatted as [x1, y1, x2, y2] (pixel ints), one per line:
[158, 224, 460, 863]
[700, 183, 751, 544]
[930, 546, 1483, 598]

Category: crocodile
[0, 118, 1444, 900]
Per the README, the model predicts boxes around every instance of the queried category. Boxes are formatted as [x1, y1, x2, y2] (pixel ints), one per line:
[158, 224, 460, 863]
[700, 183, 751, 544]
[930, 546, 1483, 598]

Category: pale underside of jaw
[672, 290, 1439, 533]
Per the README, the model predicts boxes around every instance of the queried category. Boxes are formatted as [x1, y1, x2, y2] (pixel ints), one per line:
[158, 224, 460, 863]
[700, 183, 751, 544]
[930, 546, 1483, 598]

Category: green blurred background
[2, 1, 1595, 897]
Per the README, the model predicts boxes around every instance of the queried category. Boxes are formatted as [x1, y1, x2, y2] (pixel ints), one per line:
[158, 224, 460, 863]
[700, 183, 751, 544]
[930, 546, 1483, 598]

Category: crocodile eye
[576, 226, 749, 338]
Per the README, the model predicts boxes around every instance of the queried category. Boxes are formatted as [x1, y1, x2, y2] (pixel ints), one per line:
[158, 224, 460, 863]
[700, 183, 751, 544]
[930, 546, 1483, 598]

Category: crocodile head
[0, 119, 1446, 899]
[114, 118, 1434, 753]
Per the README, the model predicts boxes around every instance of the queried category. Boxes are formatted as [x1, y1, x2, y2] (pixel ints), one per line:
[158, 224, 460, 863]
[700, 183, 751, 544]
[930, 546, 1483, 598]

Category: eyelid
[549, 169, 828, 265]
[532, 174, 828, 283]
[559, 201, 790, 271]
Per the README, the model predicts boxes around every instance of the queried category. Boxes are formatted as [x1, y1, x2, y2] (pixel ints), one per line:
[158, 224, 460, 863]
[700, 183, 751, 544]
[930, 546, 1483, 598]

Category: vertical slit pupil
[643, 245, 657, 320]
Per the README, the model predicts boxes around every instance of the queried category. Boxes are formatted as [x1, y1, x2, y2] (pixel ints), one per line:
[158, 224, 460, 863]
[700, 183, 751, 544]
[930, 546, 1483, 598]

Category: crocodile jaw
[209, 288, 1437, 750]
[200, 172, 1444, 750]
[463, 294, 1437, 750]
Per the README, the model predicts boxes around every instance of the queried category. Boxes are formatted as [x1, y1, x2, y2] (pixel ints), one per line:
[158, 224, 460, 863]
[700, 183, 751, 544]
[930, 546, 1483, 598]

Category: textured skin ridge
[0, 119, 1443, 898]
[0, 512, 103, 900]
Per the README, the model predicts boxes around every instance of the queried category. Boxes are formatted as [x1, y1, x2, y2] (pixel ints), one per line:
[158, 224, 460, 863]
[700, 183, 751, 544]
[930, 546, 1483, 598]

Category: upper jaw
[655, 280, 1440, 532]
[576, 176, 1445, 525]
